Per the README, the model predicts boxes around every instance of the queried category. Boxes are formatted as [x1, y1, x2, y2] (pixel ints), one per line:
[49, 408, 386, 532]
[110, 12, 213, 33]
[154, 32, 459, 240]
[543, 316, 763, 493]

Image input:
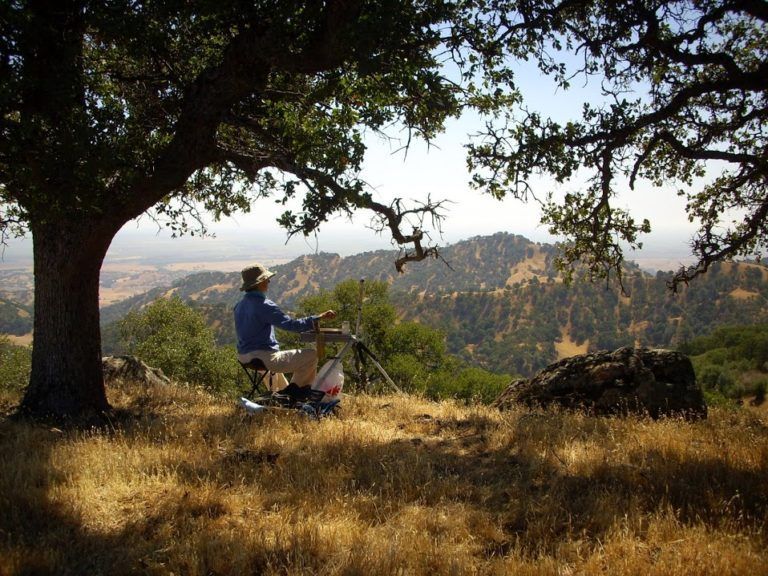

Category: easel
[301, 279, 401, 393]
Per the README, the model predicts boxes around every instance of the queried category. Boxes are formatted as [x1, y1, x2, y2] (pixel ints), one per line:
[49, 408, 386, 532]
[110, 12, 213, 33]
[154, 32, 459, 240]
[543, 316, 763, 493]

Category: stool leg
[240, 364, 269, 399]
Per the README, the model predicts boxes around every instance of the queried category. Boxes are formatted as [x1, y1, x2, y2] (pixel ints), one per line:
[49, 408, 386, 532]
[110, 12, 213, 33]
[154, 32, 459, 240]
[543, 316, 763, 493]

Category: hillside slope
[396, 260, 768, 375]
[92, 233, 768, 377]
[99, 232, 552, 325]
[5, 233, 767, 377]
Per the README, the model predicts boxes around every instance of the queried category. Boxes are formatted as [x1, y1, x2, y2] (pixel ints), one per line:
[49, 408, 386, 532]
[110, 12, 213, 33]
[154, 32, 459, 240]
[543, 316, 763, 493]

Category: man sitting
[234, 263, 335, 397]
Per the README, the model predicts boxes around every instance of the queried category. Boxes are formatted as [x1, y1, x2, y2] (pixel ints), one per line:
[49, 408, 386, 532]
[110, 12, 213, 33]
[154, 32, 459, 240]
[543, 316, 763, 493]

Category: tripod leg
[356, 341, 402, 393]
[353, 342, 369, 391]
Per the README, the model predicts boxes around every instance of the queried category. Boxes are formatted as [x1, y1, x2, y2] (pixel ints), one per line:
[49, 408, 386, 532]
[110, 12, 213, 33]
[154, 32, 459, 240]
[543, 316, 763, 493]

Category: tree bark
[19, 221, 115, 419]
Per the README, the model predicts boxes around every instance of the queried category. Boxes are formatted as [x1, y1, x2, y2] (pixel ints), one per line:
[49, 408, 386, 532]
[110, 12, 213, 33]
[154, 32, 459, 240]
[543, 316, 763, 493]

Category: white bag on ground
[312, 359, 344, 401]
[239, 397, 265, 414]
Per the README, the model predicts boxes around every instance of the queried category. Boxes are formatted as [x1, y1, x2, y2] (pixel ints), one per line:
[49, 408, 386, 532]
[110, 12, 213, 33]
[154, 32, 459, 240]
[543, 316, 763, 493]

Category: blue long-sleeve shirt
[234, 291, 317, 354]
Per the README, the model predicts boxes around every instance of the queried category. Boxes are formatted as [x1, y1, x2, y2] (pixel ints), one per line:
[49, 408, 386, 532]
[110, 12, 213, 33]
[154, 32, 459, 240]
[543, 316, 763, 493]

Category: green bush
[427, 366, 510, 404]
[383, 323, 446, 367]
[118, 296, 239, 395]
[702, 388, 740, 409]
[0, 337, 31, 392]
[703, 347, 729, 366]
[685, 324, 768, 404]
[697, 365, 723, 390]
[298, 279, 395, 355]
[754, 380, 767, 405]
[383, 353, 429, 393]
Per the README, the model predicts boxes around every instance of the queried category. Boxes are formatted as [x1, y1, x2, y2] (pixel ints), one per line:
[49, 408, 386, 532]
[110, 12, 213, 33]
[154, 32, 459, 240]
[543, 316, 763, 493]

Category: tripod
[301, 279, 401, 393]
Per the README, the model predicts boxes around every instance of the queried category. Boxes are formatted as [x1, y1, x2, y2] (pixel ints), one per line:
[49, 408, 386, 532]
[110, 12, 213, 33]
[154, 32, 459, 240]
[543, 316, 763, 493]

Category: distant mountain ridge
[4, 232, 768, 378]
[94, 232, 768, 377]
[99, 232, 556, 325]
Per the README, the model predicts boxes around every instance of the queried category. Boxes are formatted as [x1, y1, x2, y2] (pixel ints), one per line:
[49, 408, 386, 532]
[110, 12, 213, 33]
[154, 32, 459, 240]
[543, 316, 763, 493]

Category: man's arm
[265, 301, 336, 333]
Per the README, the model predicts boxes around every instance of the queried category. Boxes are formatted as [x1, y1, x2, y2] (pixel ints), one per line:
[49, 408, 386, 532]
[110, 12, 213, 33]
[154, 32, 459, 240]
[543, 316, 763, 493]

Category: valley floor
[1, 382, 766, 575]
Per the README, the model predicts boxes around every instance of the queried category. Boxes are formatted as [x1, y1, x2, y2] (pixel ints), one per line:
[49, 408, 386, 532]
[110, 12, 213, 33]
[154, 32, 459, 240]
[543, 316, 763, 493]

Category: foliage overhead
[2, 2, 763, 279]
[0, 0, 520, 269]
[466, 0, 768, 289]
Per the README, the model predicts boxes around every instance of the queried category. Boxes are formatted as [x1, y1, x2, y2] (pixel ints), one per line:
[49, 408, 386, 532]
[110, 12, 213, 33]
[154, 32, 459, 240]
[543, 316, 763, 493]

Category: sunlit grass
[1, 381, 766, 575]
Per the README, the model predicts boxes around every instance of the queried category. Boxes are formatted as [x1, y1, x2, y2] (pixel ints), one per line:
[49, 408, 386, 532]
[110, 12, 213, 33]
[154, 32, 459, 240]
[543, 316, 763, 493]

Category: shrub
[753, 380, 767, 405]
[427, 366, 510, 404]
[118, 296, 239, 395]
[0, 337, 31, 392]
[384, 353, 430, 394]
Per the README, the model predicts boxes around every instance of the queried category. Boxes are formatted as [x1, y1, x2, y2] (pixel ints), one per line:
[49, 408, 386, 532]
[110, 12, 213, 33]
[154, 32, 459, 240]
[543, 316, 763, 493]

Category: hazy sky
[206, 122, 698, 256]
[3, 58, 701, 270]
[166, 59, 700, 266]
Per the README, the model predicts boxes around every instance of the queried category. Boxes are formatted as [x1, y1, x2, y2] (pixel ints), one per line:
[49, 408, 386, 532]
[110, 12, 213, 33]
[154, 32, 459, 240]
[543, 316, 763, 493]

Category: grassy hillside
[0, 297, 32, 336]
[93, 234, 768, 376]
[97, 233, 549, 326]
[681, 324, 768, 404]
[400, 260, 768, 376]
[1, 380, 766, 575]
[7, 232, 768, 378]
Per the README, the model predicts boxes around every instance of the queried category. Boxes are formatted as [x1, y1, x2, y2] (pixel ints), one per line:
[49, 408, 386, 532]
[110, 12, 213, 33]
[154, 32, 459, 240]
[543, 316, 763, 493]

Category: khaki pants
[238, 348, 318, 388]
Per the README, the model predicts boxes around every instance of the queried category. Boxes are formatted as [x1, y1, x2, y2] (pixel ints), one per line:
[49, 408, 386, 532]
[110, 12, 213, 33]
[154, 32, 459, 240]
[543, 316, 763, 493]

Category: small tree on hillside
[295, 279, 396, 386]
[119, 296, 237, 394]
[298, 279, 395, 350]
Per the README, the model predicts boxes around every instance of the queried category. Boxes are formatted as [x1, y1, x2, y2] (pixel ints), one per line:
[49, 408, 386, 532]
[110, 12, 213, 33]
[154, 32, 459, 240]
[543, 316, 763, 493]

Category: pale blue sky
[177, 61, 699, 267]
[3, 58, 701, 271]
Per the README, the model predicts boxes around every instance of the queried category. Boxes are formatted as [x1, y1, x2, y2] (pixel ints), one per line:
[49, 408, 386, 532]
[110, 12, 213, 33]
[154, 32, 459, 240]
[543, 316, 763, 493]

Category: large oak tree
[3, 1, 765, 419]
[1, 0, 510, 418]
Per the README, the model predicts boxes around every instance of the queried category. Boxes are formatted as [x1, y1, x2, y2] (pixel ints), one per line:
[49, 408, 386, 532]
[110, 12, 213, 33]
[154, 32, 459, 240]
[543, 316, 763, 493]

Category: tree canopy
[0, 0, 519, 418]
[1, 1, 476, 262]
[467, 0, 768, 289]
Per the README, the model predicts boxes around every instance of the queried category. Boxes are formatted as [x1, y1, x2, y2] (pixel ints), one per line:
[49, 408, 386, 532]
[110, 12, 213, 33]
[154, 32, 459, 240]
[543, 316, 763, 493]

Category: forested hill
[395, 260, 768, 376]
[100, 232, 557, 325]
[93, 232, 768, 377]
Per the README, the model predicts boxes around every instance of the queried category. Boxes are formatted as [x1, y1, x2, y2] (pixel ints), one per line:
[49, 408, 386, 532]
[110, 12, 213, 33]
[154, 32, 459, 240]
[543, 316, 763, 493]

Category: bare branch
[266, 152, 450, 273]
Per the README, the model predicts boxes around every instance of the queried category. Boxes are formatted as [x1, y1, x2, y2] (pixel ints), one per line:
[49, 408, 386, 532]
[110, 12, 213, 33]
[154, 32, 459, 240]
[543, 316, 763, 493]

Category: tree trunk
[20, 222, 115, 419]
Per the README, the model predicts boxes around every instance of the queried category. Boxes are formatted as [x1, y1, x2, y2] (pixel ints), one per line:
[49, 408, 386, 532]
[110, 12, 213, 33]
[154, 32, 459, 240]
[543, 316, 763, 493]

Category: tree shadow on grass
[2, 399, 767, 574]
[177, 406, 768, 560]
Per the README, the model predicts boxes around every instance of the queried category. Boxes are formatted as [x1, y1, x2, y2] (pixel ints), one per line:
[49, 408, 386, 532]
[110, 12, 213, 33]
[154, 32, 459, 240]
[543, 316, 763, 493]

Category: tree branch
[267, 154, 449, 273]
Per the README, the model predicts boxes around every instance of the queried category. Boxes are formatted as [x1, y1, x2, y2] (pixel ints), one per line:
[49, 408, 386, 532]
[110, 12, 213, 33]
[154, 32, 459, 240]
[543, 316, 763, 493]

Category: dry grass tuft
[1, 381, 767, 575]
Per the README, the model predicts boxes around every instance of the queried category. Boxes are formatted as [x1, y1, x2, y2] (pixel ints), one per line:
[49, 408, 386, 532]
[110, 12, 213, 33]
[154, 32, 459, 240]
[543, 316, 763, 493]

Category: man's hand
[318, 310, 337, 320]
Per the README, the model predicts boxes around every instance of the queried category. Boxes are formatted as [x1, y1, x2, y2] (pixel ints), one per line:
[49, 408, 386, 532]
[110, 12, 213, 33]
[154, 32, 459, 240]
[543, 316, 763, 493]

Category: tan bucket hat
[240, 263, 276, 291]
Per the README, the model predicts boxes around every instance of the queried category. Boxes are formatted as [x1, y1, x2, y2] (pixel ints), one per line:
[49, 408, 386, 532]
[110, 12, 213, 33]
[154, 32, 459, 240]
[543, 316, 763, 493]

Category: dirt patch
[729, 287, 760, 300]
[3, 333, 33, 346]
[506, 247, 551, 286]
[189, 283, 235, 301]
[555, 325, 588, 359]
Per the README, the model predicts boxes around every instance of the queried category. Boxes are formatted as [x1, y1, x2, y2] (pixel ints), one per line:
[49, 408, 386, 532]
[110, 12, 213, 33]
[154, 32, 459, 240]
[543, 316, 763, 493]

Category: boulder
[102, 355, 170, 387]
[493, 347, 707, 419]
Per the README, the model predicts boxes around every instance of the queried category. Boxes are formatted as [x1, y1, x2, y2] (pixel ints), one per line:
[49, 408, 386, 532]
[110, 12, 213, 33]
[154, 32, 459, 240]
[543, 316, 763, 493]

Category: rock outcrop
[494, 347, 707, 419]
[102, 355, 170, 387]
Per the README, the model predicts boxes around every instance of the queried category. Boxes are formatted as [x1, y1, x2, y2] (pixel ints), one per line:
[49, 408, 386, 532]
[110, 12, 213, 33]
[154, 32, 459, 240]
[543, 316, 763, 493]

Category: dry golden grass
[554, 325, 589, 360]
[1, 381, 767, 576]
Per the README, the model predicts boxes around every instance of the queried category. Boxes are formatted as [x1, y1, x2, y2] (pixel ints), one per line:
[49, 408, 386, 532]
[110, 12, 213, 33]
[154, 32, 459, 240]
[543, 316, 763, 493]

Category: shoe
[282, 383, 313, 402]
